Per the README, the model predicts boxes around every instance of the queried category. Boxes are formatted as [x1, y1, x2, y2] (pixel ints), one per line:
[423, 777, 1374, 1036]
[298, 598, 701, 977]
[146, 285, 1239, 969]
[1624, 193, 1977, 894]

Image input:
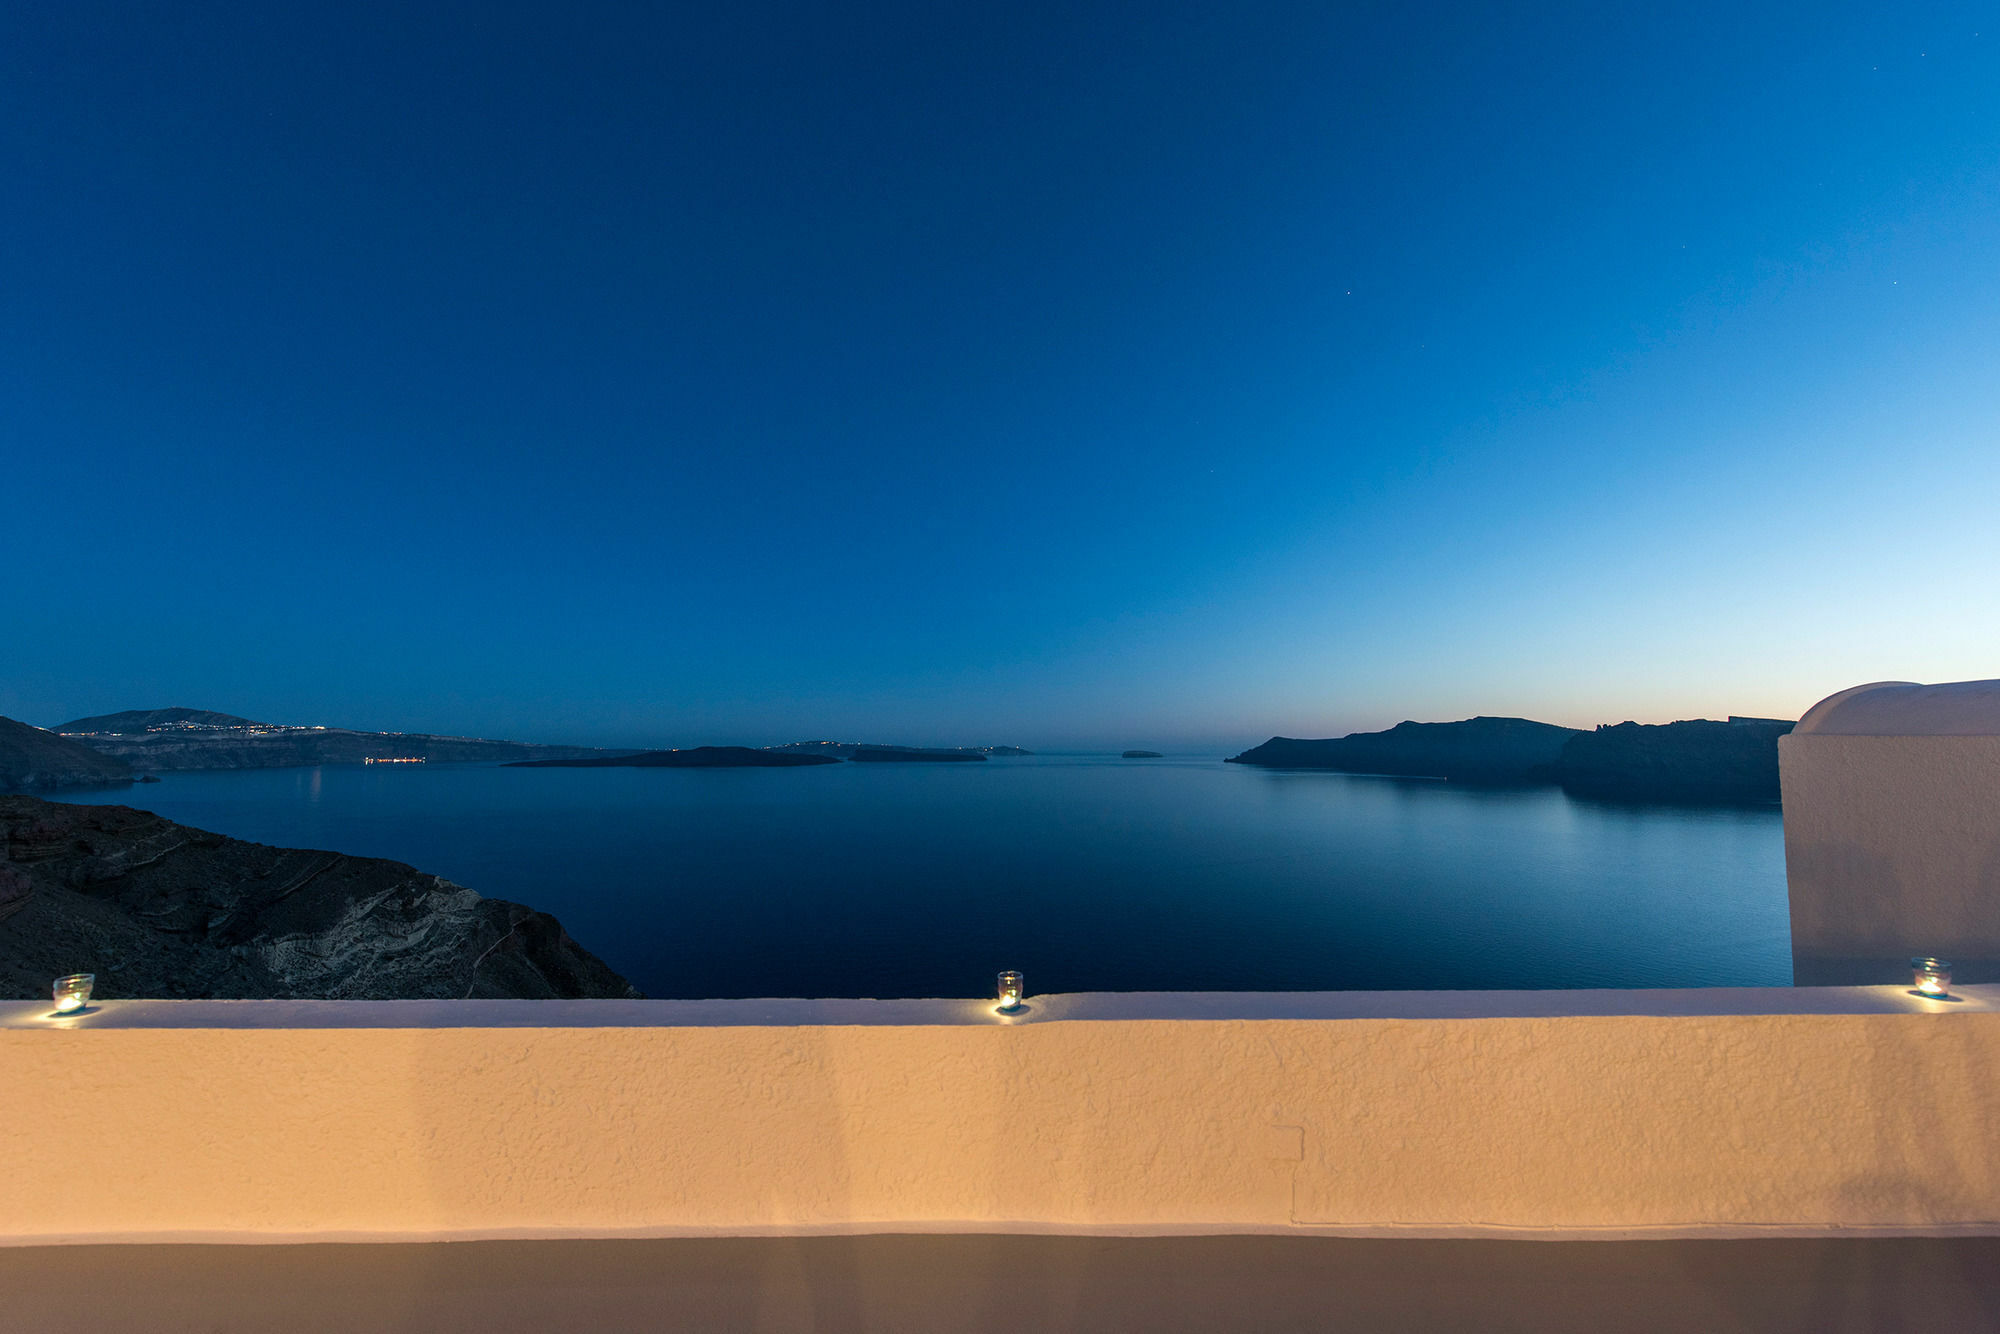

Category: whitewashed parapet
[2, 989, 1995, 1244]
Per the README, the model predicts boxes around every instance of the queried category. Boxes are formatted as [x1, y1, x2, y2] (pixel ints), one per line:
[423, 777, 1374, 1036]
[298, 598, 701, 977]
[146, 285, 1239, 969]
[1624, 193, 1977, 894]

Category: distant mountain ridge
[53, 706, 625, 771]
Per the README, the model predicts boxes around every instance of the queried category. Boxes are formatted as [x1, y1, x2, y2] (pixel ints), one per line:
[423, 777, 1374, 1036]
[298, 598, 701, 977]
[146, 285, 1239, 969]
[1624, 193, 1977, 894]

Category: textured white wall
[3, 992, 1995, 1244]
[1781, 734, 2000, 982]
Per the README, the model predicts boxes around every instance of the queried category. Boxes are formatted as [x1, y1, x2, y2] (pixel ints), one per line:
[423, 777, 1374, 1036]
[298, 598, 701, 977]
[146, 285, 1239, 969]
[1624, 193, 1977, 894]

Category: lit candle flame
[51, 973, 93, 1014]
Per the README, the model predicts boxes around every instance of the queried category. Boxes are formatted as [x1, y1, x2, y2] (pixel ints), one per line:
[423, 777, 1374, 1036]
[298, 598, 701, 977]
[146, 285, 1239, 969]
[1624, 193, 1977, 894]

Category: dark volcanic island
[847, 747, 986, 762]
[0, 796, 638, 1000]
[509, 743, 1028, 767]
[1554, 718, 1794, 803]
[1229, 717, 1582, 783]
[1228, 715, 1795, 802]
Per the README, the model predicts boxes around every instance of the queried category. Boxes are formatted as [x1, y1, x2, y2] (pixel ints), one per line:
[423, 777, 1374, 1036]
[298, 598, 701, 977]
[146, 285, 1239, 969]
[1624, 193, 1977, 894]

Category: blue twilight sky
[3, 2, 1997, 751]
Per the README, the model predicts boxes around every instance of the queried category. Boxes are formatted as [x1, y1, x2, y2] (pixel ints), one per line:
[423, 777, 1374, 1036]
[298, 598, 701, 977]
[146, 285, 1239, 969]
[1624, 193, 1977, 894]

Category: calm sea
[62, 755, 1791, 996]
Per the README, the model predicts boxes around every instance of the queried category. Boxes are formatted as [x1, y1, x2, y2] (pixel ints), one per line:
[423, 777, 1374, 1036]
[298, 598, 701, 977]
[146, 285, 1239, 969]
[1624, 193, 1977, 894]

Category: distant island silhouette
[766, 741, 1030, 758]
[16, 701, 1794, 803]
[511, 742, 1027, 767]
[1229, 717, 1580, 783]
[507, 747, 839, 769]
[1228, 715, 1794, 803]
[13, 706, 1041, 786]
[47, 706, 622, 773]
[1555, 718, 1794, 803]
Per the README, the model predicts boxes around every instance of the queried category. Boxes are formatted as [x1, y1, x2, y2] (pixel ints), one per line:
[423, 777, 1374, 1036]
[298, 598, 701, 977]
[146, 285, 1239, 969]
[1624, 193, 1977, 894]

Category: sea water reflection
[62, 755, 1790, 996]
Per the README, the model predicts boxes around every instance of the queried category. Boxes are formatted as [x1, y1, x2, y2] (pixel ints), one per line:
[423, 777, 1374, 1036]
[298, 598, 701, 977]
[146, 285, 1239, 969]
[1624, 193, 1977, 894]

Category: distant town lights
[1911, 957, 1953, 998]
[52, 973, 94, 1014]
[996, 971, 1025, 1014]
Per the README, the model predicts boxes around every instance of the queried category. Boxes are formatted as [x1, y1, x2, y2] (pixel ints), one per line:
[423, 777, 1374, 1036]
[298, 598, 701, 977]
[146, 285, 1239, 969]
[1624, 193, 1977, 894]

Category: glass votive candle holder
[1910, 957, 1952, 998]
[996, 970, 1025, 1013]
[52, 973, 95, 1014]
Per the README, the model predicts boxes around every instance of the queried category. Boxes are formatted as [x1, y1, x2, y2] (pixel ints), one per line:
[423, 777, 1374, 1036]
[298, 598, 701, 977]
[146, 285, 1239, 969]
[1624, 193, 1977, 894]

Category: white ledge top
[1795, 678, 2000, 735]
[2, 986, 1993, 1031]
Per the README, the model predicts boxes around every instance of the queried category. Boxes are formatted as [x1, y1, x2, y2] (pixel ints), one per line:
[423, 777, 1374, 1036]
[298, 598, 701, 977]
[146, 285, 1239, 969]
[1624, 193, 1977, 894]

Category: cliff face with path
[0, 716, 135, 791]
[0, 796, 638, 1000]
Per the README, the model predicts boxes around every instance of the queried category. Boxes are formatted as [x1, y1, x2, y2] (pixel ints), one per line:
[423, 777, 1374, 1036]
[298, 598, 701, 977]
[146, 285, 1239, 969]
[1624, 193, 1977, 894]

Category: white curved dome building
[1782, 679, 2000, 985]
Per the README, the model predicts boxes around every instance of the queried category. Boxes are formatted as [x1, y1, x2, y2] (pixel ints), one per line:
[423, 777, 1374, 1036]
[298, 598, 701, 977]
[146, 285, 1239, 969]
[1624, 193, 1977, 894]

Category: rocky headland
[0, 795, 638, 1000]
[508, 746, 839, 768]
[54, 707, 625, 771]
[847, 748, 987, 762]
[0, 716, 137, 792]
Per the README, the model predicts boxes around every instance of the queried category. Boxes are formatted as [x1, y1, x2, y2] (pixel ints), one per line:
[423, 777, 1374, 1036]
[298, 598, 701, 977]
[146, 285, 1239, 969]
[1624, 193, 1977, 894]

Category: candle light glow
[52, 973, 94, 1014]
[1910, 957, 1952, 998]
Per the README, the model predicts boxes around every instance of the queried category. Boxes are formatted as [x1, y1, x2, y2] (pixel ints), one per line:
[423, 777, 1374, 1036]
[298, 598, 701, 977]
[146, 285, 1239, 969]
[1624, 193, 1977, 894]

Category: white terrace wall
[3, 991, 1996, 1245]
[1781, 680, 2000, 985]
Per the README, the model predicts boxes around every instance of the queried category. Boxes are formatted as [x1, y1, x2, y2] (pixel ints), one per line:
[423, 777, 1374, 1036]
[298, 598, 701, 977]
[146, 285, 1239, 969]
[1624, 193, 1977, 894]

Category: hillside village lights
[996, 971, 1025, 1013]
[52, 973, 94, 1014]
[1911, 957, 1952, 998]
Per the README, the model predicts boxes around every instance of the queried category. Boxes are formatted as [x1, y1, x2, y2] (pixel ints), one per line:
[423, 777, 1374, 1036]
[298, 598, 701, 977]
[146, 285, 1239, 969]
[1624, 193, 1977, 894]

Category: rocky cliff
[0, 796, 639, 1000]
[1554, 718, 1794, 803]
[1227, 717, 1583, 783]
[0, 716, 135, 791]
